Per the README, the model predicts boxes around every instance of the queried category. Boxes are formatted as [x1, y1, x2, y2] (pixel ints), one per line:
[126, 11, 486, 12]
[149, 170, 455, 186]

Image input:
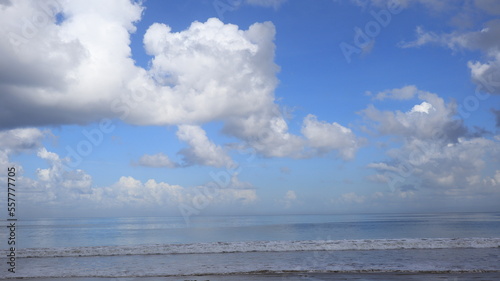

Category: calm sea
[1, 213, 500, 278]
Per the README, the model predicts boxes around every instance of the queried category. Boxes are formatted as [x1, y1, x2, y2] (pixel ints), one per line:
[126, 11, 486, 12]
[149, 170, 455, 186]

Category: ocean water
[1, 213, 500, 279]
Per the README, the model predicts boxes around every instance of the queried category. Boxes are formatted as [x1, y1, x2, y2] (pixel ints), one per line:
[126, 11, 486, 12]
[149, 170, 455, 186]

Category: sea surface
[1, 213, 500, 279]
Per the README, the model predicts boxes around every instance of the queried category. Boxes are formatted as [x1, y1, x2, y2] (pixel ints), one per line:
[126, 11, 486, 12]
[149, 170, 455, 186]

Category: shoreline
[4, 272, 500, 281]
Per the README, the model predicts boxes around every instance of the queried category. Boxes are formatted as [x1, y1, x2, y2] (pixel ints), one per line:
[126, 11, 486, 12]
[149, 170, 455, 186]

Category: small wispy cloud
[245, 0, 287, 9]
[134, 152, 178, 168]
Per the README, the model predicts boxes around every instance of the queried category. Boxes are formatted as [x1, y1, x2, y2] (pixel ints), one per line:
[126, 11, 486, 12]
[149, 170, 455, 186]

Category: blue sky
[1, 0, 499, 218]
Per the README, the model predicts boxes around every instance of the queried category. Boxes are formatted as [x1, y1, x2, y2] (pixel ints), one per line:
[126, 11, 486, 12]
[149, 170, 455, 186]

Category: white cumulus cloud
[176, 125, 234, 168]
[362, 87, 466, 142]
[302, 114, 360, 160]
[0, 1, 361, 163]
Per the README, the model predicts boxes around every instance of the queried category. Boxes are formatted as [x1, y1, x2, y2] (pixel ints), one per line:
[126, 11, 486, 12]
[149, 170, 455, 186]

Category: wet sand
[5, 272, 500, 281]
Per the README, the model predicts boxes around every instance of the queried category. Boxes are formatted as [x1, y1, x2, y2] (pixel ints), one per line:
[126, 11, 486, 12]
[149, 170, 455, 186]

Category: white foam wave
[3, 237, 499, 258]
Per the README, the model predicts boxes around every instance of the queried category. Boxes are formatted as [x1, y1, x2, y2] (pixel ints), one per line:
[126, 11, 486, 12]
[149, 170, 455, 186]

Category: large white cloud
[0, 0, 144, 128]
[389, 5, 500, 201]
[0, 0, 361, 164]
[362, 87, 467, 142]
[363, 87, 500, 201]
[0, 0, 280, 128]
[137, 18, 279, 126]
[222, 110, 362, 159]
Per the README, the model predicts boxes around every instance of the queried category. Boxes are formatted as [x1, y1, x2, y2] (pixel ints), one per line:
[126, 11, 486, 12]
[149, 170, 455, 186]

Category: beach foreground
[2, 215, 499, 280]
[7, 272, 500, 281]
